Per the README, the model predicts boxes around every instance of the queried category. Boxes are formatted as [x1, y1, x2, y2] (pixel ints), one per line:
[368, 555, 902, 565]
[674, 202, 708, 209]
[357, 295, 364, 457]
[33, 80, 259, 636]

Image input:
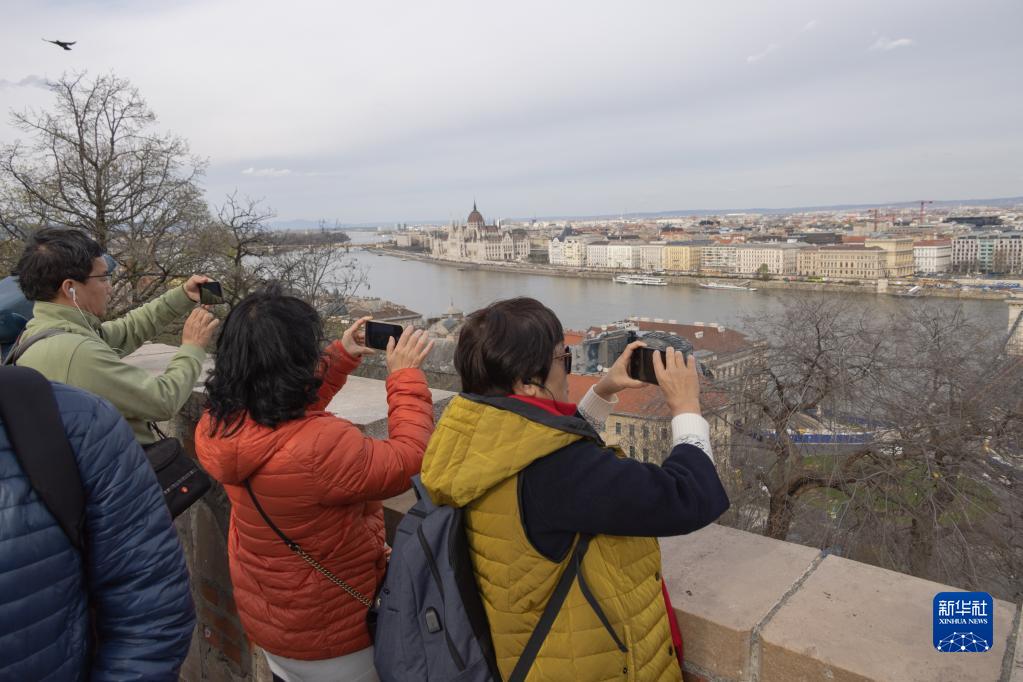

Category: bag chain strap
[290, 544, 373, 608]
[244, 480, 372, 608]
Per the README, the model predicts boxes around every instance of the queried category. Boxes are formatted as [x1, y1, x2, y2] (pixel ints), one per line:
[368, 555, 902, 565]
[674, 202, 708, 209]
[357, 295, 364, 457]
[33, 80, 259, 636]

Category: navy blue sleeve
[77, 397, 195, 681]
[520, 441, 730, 560]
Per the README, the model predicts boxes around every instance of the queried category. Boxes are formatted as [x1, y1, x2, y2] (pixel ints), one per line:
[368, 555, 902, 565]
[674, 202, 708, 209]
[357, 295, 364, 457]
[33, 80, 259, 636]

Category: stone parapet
[123, 344, 1022, 682]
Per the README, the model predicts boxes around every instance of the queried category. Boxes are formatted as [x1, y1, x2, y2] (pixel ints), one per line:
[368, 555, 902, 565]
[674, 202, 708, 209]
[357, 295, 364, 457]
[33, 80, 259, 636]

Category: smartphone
[365, 320, 403, 350]
[628, 346, 667, 385]
[198, 281, 224, 305]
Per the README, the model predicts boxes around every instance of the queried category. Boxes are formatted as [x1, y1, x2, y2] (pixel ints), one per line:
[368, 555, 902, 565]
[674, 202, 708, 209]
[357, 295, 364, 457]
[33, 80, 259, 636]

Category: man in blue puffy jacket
[0, 376, 195, 681]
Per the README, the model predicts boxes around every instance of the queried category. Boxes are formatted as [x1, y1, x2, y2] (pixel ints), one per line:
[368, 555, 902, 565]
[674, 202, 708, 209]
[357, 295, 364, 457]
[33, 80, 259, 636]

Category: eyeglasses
[554, 345, 572, 374]
[82, 254, 118, 283]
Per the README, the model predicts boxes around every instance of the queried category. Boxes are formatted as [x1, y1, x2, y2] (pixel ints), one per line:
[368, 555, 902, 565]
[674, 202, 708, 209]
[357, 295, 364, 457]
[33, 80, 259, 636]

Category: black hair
[455, 297, 564, 395]
[204, 282, 325, 435]
[15, 228, 103, 301]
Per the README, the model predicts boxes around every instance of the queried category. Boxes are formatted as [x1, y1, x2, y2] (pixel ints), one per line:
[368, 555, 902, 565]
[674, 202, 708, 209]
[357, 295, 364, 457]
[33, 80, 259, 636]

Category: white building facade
[913, 240, 952, 273]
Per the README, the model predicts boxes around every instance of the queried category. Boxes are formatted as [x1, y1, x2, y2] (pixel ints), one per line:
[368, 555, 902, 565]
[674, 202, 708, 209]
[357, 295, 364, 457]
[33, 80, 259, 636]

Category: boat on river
[699, 281, 757, 291]
[612, 274, 667, 286]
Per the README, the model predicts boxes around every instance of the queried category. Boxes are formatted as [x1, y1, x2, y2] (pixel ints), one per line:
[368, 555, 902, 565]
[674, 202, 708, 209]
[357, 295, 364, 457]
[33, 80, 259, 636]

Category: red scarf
[507, 394, 577, 417]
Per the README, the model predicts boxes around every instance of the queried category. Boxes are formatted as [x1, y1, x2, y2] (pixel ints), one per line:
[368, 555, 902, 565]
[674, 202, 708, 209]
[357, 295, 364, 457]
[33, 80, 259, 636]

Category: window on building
[629, 424, 635, 437]
[629, 446, 635, 458]
[615, 422, 621, 435]
[661, 428, 668, 440]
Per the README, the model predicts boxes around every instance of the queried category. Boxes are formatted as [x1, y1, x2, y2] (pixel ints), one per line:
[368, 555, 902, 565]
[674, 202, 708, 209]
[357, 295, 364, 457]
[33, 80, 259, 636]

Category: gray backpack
[373, 475, 593, 682]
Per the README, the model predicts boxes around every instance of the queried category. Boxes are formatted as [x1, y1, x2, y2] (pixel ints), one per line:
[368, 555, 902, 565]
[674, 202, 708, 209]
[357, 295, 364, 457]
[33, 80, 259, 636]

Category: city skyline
[3, 0, 1022, 223]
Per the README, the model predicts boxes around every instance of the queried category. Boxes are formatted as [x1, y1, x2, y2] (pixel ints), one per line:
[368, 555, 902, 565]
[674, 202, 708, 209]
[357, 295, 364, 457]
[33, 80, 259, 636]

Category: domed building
[431, 202, 531, 263]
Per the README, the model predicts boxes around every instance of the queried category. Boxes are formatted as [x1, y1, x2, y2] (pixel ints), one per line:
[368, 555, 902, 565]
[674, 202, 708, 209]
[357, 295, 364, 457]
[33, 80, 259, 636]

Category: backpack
[373, 475, 593, 682]
[4, 329, 212, 518]
[0, 366, 87, 552]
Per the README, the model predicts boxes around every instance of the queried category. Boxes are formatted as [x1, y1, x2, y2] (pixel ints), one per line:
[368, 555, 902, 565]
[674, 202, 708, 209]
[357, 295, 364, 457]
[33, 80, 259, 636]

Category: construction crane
[918, 200, 933, 225]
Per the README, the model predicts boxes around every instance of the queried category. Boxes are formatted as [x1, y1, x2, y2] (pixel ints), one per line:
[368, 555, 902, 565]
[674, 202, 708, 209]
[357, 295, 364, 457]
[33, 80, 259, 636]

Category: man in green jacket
[11, 228, 220, 444]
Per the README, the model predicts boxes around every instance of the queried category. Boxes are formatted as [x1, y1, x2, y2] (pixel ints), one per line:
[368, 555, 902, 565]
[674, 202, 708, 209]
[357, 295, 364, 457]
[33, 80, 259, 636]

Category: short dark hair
[15, 228, 103, 301]
[204, 283, 325, 435]
[455, 297, 564, 395]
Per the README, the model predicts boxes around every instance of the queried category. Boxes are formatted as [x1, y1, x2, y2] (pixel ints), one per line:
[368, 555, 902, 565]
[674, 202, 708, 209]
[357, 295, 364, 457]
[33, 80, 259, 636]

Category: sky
[2, 0, 1022, 224]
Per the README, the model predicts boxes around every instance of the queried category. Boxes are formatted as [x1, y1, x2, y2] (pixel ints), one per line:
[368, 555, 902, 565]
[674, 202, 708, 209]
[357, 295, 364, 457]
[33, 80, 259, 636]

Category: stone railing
[125, 345, 1022, 682]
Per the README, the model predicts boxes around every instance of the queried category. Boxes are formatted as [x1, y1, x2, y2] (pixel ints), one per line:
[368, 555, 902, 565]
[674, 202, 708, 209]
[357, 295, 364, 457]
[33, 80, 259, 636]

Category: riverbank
[362, 247, 1011, 302]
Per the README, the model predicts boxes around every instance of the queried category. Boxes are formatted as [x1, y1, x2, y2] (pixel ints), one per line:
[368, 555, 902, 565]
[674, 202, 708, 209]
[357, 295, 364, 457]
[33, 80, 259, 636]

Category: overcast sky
[2, 0, 1021, 224]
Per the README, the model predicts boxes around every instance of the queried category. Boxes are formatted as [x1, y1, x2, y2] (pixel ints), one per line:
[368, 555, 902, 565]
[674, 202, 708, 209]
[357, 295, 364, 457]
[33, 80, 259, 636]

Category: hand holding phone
[341, 316, 375, 357]
[652, 347, 702, 416]
[365, 320, 404, 351]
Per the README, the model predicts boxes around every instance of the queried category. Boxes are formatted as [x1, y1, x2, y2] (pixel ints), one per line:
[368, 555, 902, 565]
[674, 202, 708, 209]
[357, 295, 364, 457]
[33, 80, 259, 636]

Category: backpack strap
[507, 534, 597, 682]
[3, 328, 66, 366]
[0, 366, 86, 552]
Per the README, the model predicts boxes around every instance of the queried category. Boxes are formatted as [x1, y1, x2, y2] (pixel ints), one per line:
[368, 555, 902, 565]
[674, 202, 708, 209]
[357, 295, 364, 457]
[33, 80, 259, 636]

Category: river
[338, 233, 1008, 334]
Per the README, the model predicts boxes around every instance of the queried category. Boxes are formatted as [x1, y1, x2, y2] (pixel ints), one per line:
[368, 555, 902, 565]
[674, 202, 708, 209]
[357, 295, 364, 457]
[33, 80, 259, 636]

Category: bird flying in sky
[43, 39, 76, 50]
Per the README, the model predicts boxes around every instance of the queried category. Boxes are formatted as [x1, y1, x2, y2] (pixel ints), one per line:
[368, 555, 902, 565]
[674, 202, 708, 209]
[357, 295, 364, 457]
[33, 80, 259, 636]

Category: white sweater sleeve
[671, 413, 714, 464]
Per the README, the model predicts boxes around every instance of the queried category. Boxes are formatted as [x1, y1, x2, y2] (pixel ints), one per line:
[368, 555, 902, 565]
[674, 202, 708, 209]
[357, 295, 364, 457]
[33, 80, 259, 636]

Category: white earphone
[69, 286, 77, 301]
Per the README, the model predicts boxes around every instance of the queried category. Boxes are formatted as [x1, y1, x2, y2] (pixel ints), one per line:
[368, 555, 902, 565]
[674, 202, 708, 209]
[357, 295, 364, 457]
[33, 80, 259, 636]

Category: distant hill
[274, 196, 1023, 228]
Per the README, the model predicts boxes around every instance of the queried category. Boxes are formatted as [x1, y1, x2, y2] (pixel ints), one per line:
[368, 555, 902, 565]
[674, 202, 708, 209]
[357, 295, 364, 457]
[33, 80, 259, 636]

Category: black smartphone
[628, 346, 666, 385]
[198, 281, 224, 305]
[365, 320, 403, 350]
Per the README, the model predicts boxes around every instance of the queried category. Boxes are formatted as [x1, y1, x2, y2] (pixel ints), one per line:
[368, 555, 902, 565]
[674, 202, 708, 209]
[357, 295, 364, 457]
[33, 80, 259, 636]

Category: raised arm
[308, 367, 435, 504]
[100, 286, 194, 357]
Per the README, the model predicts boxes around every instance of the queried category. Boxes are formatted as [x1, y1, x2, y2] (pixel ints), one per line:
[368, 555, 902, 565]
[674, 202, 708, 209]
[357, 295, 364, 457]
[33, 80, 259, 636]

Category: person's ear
[60, 279, 77, 301]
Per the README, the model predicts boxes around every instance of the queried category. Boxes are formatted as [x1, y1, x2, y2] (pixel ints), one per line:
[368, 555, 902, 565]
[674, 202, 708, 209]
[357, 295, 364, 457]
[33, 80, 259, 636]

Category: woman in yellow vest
[420, 297, 729, 681]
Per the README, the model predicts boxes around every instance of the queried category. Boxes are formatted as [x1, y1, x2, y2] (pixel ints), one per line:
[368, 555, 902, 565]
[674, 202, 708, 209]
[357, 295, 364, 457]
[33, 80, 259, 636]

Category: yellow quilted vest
[421, 395, 680, 682]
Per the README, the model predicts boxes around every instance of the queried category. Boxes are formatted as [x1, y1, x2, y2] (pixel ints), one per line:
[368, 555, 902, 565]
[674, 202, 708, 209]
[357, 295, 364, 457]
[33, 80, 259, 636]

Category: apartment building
[798, 245, 885, 280]
[662, 241, 704, 273]
[952, 232, 1023, 274]
[607, 243, 640, 269]
[864, 237, 914, 278]
[636, 243, 665, 271]
[700, 244, 738, 274]
[734, 243, 804, 276]
[586, 242, 610, 268]
[913, 239, 952, 273]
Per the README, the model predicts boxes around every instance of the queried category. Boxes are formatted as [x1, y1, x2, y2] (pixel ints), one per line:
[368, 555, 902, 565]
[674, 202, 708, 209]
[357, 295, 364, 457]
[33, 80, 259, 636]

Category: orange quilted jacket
[194, 342, 434, 660]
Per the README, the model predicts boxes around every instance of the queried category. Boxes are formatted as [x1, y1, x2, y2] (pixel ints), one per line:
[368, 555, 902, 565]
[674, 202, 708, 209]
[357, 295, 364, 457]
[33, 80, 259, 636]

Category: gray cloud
[1, 0, 1020, 222]
[0, 75, 48, 90]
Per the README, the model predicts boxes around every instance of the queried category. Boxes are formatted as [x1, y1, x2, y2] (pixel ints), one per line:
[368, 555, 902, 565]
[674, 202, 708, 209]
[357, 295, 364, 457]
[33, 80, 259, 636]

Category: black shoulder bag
[6, 328, 211, 517]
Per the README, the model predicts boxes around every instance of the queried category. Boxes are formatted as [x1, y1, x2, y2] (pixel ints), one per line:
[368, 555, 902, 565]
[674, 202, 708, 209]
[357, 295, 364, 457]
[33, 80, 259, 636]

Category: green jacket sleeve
[100, 286, 194, 358]
[65, 336, 206, 424]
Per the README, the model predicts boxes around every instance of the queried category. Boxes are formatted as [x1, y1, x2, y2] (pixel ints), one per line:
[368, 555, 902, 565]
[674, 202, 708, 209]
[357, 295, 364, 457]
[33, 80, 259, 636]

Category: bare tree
[195, 192, 278, 305]
[725, 295, 884, 541]
[722, 296, 1022, 599]
[0, 72, 208, 313]
[832, 304, 1023, 597]
[268, 220, 367, 314]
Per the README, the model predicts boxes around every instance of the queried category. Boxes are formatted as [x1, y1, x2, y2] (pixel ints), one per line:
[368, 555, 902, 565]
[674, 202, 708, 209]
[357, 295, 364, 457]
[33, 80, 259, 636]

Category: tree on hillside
[724, 295, 884, 540]
[723, 295, 1022, 599]
[834, 305, 1022, 597]
[0, 72, 207, 312]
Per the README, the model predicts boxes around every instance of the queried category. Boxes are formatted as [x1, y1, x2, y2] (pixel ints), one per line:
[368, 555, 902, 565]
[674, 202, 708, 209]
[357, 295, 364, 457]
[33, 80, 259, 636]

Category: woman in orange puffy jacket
[195, 283, 435, 682]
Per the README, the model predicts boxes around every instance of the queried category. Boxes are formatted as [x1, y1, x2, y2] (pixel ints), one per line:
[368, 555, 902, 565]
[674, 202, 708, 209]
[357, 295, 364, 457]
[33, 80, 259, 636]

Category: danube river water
[343, 245, 1008, 335]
